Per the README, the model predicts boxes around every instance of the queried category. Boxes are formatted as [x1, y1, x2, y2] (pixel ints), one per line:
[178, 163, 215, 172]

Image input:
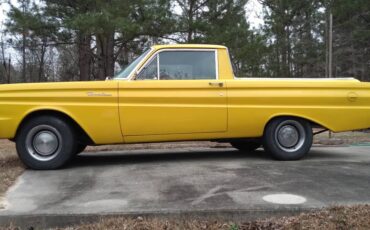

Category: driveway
[1, 146, 370, 225]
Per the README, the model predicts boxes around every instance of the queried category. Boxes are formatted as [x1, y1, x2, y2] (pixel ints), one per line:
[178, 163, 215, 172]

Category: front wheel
[16, 116, 77, 170]
[74, 143, 87, 155]
[263, 117, 313, 161]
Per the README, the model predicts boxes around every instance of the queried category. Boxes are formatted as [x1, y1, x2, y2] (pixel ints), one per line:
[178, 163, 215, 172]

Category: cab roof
[151, 44, 227, 50]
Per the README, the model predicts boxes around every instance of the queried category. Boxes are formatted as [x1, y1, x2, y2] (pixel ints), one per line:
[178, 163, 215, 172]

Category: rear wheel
[230, 141, 261, 152]
[263, 117, 313, 161]
[16, 116, 77, 170]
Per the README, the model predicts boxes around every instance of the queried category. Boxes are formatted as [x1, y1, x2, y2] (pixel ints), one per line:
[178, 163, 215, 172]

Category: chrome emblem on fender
[87, 92, 112, 97]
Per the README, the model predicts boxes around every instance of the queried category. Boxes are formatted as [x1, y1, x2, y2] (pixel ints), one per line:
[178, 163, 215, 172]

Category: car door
[118, 49, 227, 136]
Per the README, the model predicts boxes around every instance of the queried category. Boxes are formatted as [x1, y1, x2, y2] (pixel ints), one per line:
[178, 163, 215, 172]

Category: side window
[136, 55, 158, 80]
[159, 51, 216, 80]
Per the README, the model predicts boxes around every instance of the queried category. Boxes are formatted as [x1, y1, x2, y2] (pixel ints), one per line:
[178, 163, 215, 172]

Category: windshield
[114, 49, 151, 79]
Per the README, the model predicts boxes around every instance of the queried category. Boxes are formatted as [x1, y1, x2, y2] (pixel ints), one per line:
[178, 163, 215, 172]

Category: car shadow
[65, 146, 356, 169]
[304, 148, 351, 160]
[67, 148, 271, 168]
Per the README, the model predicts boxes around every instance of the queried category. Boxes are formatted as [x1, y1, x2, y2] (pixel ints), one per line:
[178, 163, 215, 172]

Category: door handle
[209, 82, 224, 87]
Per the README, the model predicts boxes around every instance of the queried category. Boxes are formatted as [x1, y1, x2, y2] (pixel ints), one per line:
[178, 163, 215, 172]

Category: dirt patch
[0, 196, 6, 209]
[0, 140, 24, 200]
[84, 141, 231, 152]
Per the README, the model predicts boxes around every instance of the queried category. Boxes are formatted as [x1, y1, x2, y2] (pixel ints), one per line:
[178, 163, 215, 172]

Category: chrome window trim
[130, 48, 219, 81]
[215, 49, 219, 80]
[132, 53, 159, 81]
[157, 53, 160, 80]
[120, 47, 153, 80]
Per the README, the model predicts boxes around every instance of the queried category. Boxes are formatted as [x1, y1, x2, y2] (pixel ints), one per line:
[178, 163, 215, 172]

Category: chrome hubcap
[26, 125, 62, 162]
[277, 125, 299, 148]
[274, 120, 306, 152]
[33, 131, 59, 156]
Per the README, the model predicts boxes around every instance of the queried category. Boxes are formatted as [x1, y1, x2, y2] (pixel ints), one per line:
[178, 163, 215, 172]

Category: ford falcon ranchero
[0, 44, 369, 169]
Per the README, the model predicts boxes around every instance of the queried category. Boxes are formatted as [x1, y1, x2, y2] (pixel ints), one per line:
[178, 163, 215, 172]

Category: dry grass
[314, 131, 370, 145]
[1, 205, 370, 229]
[241, 205, 370, 230]
[8, 205, 360, 230]
[59, 217, 233, 230]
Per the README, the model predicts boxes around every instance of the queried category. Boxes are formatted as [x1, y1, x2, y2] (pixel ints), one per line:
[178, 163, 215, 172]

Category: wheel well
[16, 110, 94, 145]
[264, 115, 327, 133]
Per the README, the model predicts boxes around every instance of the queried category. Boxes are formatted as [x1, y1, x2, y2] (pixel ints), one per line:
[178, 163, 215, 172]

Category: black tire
[74, 143, 87, 155]
[263, 117, 313, 161]
[230, 141, 261, 152]
[16, 116, 77, 170]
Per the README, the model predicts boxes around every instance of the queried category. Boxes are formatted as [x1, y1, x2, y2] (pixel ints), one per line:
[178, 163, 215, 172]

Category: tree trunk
[7, 56, 11, 83]
[187, 0, 195, 42]
[286, 25, 292, 78]
[1, 40, 6, 84]
[106, 32, 115, 78]
[96, 32, 115, 80]
[78, 33, 92, 81]
[38, 39, 47, 82]
[275, 44, 280, 78]
[22, 30, 27, 82]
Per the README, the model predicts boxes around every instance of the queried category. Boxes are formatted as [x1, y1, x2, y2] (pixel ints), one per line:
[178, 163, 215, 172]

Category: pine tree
[261, 0, 326, 78]
[6, 0, 56, 82]
[330, 0, 370, 81]
[174, 0, 208, 42]
[44, 0, 174, 80]
[202, 0, 268, 77]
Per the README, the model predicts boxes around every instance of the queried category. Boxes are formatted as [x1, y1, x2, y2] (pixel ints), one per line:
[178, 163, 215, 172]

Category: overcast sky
[0, 1, 10, 30]
[245, 0, 264, 28]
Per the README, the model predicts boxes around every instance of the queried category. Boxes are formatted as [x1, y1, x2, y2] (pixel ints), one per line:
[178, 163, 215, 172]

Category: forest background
[0, 0, 369, 83]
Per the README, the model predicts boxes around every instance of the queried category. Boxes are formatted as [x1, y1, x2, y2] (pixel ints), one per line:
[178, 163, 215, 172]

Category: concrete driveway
[1, 146, 370, 225]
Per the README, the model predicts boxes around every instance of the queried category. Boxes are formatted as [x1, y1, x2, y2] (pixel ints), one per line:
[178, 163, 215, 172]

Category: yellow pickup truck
[0, 44, 369, 169]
